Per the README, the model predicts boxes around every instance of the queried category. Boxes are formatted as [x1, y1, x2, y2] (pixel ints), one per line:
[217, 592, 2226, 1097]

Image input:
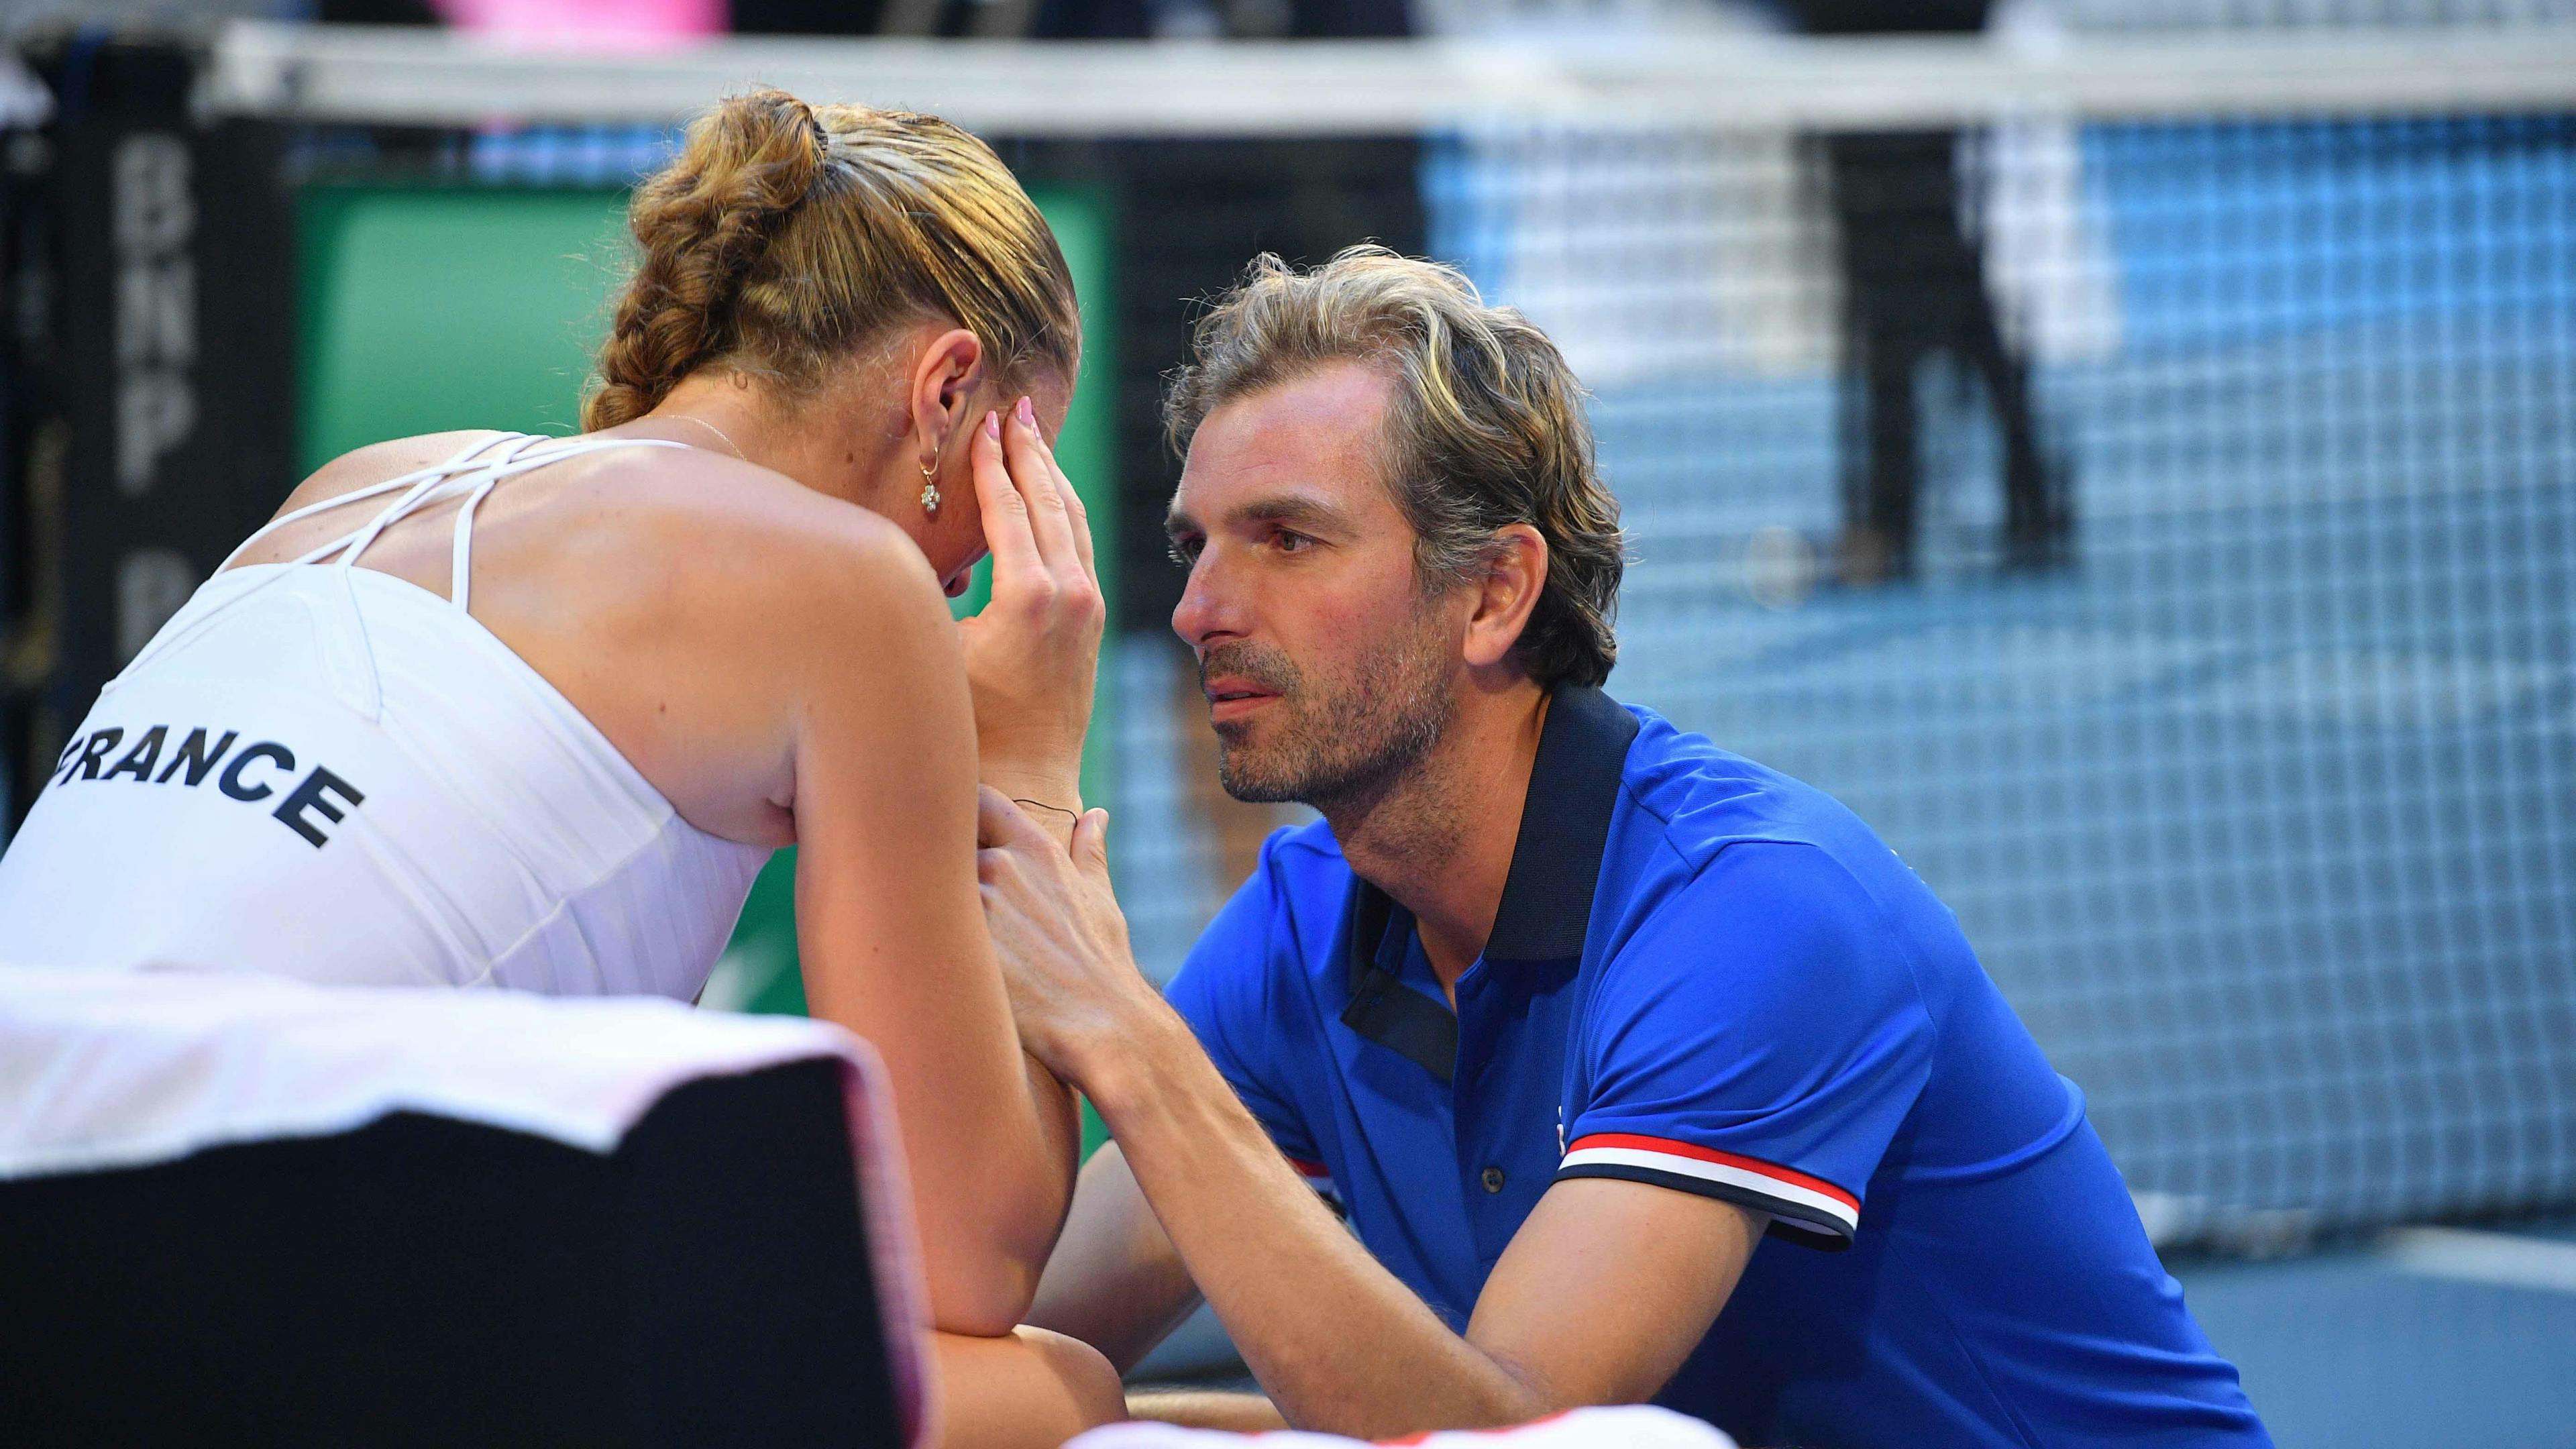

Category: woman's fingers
[1008, 400, 1096, 585]
[1004, 396, 1083, 585]
[969, 410, 1042, 582]
[1038, 427, 1099, 588]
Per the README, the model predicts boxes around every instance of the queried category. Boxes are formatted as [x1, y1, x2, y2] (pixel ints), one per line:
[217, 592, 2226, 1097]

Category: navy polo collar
[1338, 684, 1642, 1081]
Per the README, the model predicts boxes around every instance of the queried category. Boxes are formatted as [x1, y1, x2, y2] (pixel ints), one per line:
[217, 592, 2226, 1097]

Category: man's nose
[1171, 553, 1240, 650]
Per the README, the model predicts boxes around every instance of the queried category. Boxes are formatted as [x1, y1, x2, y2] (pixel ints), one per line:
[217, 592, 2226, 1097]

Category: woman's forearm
[912, 1048, 1079, 1336]
[802, 943, 1075, 1334]
[1020, 1042, 1083, 1247]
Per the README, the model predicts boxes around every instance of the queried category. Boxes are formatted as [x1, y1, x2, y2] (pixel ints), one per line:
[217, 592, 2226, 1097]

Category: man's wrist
[1065, 998, 1201, 1124]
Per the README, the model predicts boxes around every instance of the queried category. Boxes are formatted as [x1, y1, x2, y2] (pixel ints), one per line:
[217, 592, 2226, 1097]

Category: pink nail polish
[983, 410, 1001, 438]
[1015, 395, 1035, 427]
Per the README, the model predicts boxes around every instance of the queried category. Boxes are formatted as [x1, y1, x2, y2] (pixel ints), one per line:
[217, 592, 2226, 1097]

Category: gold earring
[918, 451, 941, 519]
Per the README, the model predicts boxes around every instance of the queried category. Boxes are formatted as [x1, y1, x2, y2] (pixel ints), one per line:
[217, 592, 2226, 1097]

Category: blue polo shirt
[1165, 686, 2268, 1448]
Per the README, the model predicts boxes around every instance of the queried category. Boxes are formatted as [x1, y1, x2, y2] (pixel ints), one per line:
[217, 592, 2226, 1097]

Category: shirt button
[1481, 1165, 1506, 1193]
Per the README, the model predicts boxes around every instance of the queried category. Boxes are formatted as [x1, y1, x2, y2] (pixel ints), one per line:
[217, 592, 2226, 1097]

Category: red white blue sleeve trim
[1556, 1133, 1860, 1244]
[1287, 1155, 1343, 1206]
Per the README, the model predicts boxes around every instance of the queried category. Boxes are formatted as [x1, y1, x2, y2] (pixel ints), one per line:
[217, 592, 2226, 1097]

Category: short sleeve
[1163, 835, 1324, 1172]
[1556, 841, 1934, 1248]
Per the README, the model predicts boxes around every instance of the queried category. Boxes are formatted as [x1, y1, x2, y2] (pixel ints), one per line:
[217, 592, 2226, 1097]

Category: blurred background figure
[315, 0, 713, 36]
[1031, 0, 1409, 37]
[417, 0, 724, 45]
[1778, 0, 2074, 584]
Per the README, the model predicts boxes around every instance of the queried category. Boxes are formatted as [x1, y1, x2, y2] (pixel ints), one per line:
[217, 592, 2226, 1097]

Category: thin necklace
[665, 414, 748, 463]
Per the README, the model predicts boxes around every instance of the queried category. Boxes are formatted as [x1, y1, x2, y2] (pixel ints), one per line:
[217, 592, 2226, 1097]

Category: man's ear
[906, 326, 987, 464]
[1462, 524, 1550, 671]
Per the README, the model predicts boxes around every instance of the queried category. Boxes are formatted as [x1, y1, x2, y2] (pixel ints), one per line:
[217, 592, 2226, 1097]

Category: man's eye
[1167, 539, 1201, 569]
[1275, 531, 1314, 554]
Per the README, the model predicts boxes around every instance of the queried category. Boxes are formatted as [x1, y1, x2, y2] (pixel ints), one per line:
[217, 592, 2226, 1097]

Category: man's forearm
[1077, 1009, 1554, 1439]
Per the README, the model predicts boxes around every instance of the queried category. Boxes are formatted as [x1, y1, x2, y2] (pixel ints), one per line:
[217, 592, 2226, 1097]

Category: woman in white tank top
[0, 91, 1120, 1446]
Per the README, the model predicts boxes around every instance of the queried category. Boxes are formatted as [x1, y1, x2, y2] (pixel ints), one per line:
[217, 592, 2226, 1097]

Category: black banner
[4, 36, 297, 829]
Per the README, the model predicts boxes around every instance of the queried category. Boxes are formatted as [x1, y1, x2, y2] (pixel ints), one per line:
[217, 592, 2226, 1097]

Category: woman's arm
[779, 456, 1086, 1336]
[600, 402, 1099, 1337]
[780, 402, 1108, 1334]
[1028, 1142, 1205, 1373]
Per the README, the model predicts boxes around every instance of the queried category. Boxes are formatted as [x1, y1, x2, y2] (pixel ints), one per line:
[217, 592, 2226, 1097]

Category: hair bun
[585, 90, 1080, 435]
[582, 89, 833, 431]
[704, 87, 828, 211]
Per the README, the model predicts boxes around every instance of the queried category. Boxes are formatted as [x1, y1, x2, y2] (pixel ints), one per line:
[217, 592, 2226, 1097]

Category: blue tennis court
[2177, 1221, 2576, 1448]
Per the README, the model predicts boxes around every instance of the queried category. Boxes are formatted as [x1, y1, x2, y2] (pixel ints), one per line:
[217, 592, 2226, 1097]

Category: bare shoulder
[459, 444, 959, 841]
[543, 445, 953, 662]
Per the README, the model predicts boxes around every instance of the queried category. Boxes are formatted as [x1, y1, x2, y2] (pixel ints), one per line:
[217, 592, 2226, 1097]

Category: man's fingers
[976, 783, 1050, 851]
[1073, 807, 1112, 877]
[969, 409, 1043, 583]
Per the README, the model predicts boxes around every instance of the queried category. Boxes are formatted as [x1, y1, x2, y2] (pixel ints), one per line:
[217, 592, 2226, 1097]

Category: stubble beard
[1205, 614, 1457, 816]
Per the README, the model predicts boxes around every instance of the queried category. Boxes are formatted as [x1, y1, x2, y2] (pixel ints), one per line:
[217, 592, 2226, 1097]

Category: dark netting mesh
[1121, 107, 2576, 1236]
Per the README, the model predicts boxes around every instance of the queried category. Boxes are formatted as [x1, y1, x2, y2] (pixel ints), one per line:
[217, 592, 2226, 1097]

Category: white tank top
[0, 433, 772, 999]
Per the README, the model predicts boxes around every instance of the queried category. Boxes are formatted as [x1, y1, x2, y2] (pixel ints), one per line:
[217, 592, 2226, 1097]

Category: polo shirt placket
[1331, 688, 1642, 1286]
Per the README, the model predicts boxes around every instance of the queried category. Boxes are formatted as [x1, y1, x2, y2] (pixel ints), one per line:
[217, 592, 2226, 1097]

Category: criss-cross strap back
[7, 430, 769, 1002]
[119, 433, 688, 718]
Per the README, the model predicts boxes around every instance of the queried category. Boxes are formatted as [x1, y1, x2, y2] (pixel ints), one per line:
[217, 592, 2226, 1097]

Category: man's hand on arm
[978, 796, 1765, 1438]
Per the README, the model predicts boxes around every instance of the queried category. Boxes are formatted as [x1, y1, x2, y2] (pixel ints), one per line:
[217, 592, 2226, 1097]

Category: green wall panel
[299, 187, 627, 468]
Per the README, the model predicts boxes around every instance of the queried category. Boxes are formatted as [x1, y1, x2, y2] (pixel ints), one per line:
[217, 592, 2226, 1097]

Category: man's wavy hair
[1164, 247, 1625, 689]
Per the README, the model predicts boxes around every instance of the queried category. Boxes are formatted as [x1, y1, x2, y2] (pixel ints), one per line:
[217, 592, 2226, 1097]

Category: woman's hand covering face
[956, 398, 1105, 808]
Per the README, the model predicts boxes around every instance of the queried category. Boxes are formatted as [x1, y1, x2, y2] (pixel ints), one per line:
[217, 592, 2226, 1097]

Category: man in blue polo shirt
[981, 248, 2268, 1446]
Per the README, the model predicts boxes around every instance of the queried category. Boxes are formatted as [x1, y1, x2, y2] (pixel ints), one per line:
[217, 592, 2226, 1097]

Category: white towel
[0, 963, 931, 1444]
[0, 962, 874, 1175]
[1067, 1405, 1737, 1449]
